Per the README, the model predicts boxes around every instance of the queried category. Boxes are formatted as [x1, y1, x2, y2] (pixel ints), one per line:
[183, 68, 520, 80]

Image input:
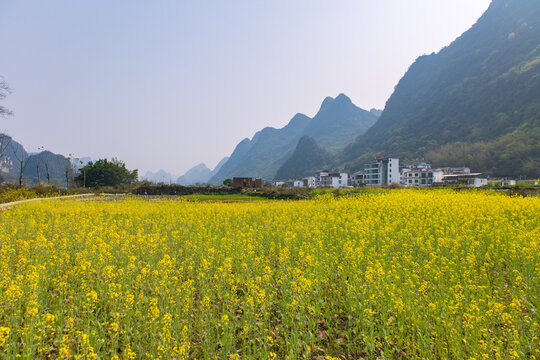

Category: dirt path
[0, 193, 126, 211]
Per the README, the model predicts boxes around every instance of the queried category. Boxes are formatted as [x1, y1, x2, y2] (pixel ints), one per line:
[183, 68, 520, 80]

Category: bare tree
[65, 154, 77, 189]
[36, 146, 44, 185]
[0, 134, 11, 161]
[12, 146, 28, 186]
[0, 78, 13, 161]
[0, 77, 12, 119]
[39, 150, 52, 184]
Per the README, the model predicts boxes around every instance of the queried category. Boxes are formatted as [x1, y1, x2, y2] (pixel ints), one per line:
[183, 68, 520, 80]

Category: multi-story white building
[402, 168, 444, 186]
[364, 157, 400, 185]
[315, 171, 348, 188]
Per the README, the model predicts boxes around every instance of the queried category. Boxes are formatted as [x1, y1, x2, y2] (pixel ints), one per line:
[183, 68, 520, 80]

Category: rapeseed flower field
[0, 190, 538, 359]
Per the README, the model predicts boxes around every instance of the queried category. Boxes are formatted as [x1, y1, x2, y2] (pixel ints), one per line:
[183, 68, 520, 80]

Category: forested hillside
[275, 136, 333, 180]
[343, 0, 540, 177]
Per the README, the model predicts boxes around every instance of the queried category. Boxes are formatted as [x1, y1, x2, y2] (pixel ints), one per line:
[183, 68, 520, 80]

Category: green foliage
[343, 0, 540, 178]
[76, 158, 138, 188]
[275, 136, 334, 180]
[0, 184, 72, 204]
[222, 179, 233, 187]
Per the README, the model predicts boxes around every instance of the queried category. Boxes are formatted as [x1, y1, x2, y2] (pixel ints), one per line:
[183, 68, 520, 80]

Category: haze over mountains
[0, 135, 71, 185]
[3, 0, 539, 184]
[209, 94, 379, 185]
[212, 0, 540, 180]
[176, 157, 229, 185]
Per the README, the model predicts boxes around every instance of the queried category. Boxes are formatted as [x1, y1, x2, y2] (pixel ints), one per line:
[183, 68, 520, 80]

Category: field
[0, 190, 538, 359]
[180, 194, 269, 202]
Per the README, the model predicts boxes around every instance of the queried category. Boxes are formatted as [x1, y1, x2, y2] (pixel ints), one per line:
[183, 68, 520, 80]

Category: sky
[0, 0, 491, 176]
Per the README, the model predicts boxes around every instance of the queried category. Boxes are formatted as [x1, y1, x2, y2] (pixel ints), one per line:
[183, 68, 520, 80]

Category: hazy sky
[0, 0, 491, 175]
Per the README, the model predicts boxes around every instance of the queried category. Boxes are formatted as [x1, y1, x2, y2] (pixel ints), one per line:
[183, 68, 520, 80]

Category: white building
[500, 179, 516, 186]
[286, 179, 304, 188]
[350, 171, 367, 186]
[315, 171, 348, 188]
[439, 171, 486, 187]
[303, 176, 316, 188]
[401, 163, 444, 186]
[467, 177, 488, 187]
[364, 157, 400, 185]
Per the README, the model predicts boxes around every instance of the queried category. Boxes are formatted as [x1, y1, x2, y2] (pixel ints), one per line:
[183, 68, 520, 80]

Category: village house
[286, 179, 304, 188]
[314, 171, 348, 188]
[350, 171, 367, 186]
[232, 177, 263, 188]
[364, 157, 400, 185]
[401, 162, 444, 186]
[303, 176, 316, 188]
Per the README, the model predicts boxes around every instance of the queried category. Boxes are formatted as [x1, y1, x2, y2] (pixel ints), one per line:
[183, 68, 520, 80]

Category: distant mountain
[0, 136, 28, 181]
[175, 156, 229, 185]
[275, 136, 333, 180]
[176, 164, 210, 185]
[0, 134, 70, 185]
[209, 94, 378, 184]
[302, 94, 379, 151]
[141, 170, 177, 184]
[343, 0, 540, 177]
[24, 151, 70, 185]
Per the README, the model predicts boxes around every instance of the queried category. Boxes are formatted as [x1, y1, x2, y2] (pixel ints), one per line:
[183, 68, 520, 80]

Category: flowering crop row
[0, 190, 538, 359]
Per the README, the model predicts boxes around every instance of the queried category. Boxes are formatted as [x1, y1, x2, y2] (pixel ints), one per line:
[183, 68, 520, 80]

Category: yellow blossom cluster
[0, 190, 538, 359]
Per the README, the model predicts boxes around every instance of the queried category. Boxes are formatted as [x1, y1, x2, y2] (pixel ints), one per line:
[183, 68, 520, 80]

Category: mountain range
[204, 0, 540, 181]
[176, 157, 228, 185]
[4, 0, 538, 183]
[341, 0, 540, 177]
[141, 157, 229, 185]
[209, 94, 380, 184]
[275, 136, 333, 180]
[141, 169, 178, 184]
[0, 134, 71, 185]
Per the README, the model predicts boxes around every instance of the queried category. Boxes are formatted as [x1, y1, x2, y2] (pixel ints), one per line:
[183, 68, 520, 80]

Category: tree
[12, 146, 28, 186]
[0, 78, 13, 161]
[35, 146, 44, 185]
[223, 178, 233, 187]
[0, 77, 12, 119]
[75, 158, 138, 188]
[0, 134, 11, 162]
[65, 154, 76, 189]
[42, 151, 51, 184]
